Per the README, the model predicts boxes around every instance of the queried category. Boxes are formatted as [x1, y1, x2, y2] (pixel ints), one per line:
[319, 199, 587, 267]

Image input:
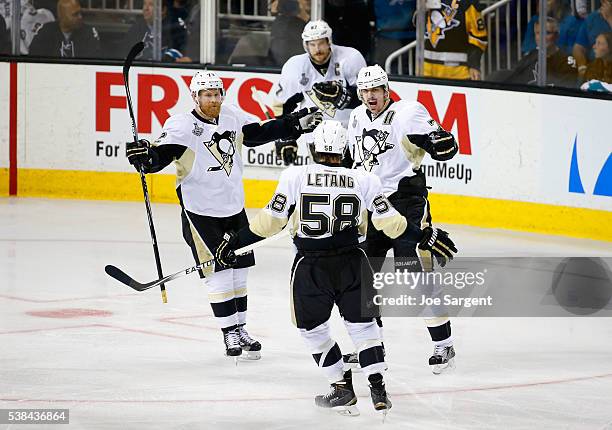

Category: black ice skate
[315, 370, 359, 416]
[429, 344, 456, 374]
[223, 328, 242, 363]
[237, 324, 261, 360]
[368, 373, 392, 421]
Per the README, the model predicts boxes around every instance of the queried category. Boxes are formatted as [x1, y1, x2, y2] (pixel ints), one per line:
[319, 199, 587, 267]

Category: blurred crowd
[0, 0, 610, 92]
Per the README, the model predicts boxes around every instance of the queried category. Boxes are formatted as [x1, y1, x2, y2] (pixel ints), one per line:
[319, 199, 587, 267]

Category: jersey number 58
[300, 194, 360, 237]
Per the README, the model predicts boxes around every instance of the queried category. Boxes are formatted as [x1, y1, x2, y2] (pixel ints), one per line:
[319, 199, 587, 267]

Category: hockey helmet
[356, 65, 389, 102]
[301, 20, 333, 50]
[190, 71, 225, 100]
[357, 65, 389, 93]
[312, 120, 347, 155]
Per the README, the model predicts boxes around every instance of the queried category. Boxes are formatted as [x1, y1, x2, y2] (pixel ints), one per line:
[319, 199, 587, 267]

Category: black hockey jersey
[424, 0, 488, 69]
[28, 21, 101, 58]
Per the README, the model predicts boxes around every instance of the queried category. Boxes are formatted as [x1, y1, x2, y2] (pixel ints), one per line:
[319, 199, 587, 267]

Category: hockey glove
[407, 128, 458, 161]
[288, 107, 323, 134]
[215, 231, 238, 270]
[275, 138, 298, 165]
[126, 139, 151, 169]
[418, 227, 457, 267]
[312, 81, 351, 109]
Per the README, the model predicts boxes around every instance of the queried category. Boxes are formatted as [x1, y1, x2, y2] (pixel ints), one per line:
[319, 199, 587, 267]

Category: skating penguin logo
[355, 128, 393, 172]
[204, 130, 237, 176]
[426, 0, 461, 48]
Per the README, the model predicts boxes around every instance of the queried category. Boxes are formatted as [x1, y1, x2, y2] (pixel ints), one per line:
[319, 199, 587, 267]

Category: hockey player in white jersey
[216, 120, 457, 415]
[347, 65, 460, 374]
[271, 20, 366, 165]
[0, 0, 54, 54]
[125, 70, 322, 360]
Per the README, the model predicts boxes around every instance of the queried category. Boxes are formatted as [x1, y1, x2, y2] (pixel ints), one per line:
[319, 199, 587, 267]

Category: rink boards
[0, 61, 610, 240]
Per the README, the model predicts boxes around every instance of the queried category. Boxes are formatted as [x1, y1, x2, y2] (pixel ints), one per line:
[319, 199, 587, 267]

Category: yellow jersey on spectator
[424, 0, 488, 78]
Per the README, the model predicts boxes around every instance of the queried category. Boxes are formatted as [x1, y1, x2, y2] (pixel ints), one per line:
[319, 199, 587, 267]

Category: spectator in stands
[28, 0, 101, 58]
[522, 0, 583, 56]
[572, 0, 612, 79]
[423, 0, 488, 80]
[0, 13, 8, 54]
[582, 31, 612, 83]
[373, 0, 416, 72]
[166, 0, 189, 53]
[121, 0, 191, 62]
[269, 0, 310, 66]
[324, 0, 372, 59]
[495, 17, 576, 87]
[183, 2, 200, 62]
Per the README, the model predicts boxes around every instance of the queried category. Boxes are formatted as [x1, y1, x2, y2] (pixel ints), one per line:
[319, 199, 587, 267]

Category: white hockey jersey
[20, 5, 54, 54]
[0, 0, 54, 54]
[155, 104, 258, 217]
[347, 100, 439, 196]
[248, 163, 408, 241]
[272, 44, 366, 128]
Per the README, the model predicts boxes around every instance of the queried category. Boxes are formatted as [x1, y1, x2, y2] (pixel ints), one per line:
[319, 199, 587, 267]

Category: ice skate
[368, 373, 392, 422]
[315, 370, 359, 416]
[236, 324, 261, 360]
[429, 344, 456, 374]
[223, 328, 242, 364]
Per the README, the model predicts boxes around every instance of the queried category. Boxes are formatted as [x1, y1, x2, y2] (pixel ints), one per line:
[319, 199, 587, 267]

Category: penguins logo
[355, 128, 392, 172]
[426, 0, 460, 48]
[204, 130, 237, 176]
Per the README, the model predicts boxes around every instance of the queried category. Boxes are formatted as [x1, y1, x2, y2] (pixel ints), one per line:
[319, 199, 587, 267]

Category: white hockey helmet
[301, 20, 333, 50]
[357, 65, 389, 95]
[313, 120, 347, 155]
[190, 70, 225, 100]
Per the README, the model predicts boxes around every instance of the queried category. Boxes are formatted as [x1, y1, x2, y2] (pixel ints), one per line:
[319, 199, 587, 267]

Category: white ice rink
[1, 198, 612, 429]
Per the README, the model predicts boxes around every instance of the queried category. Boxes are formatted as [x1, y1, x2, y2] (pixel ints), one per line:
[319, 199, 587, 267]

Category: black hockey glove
[418, 227, 458, 267]
[126, 139, 151, 169]
[288, 107, 323, 134]
[407, 128, 458, 161]
[312, 81, 351, 109]
[215, 231, 238, 270]
[275, 138, 298, 165]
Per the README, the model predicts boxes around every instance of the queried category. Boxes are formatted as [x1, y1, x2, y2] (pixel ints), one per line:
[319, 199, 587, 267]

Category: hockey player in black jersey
[125, 70, 322, 360]
[216, 120, 457, 415]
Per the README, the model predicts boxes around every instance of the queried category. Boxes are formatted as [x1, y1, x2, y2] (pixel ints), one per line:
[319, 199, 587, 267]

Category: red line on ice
[1, 373, 611, 404]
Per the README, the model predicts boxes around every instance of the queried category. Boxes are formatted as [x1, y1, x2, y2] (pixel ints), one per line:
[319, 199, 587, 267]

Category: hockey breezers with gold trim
[105, 230, 289, 292]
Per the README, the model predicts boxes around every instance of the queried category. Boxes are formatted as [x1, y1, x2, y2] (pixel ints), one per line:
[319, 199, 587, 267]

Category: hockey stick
[105, 229, 289, 292]
[123, 41, 168, 303]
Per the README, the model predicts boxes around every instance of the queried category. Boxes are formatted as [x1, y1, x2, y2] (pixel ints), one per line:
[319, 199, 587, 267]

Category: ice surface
[1, 198, 611, 429]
